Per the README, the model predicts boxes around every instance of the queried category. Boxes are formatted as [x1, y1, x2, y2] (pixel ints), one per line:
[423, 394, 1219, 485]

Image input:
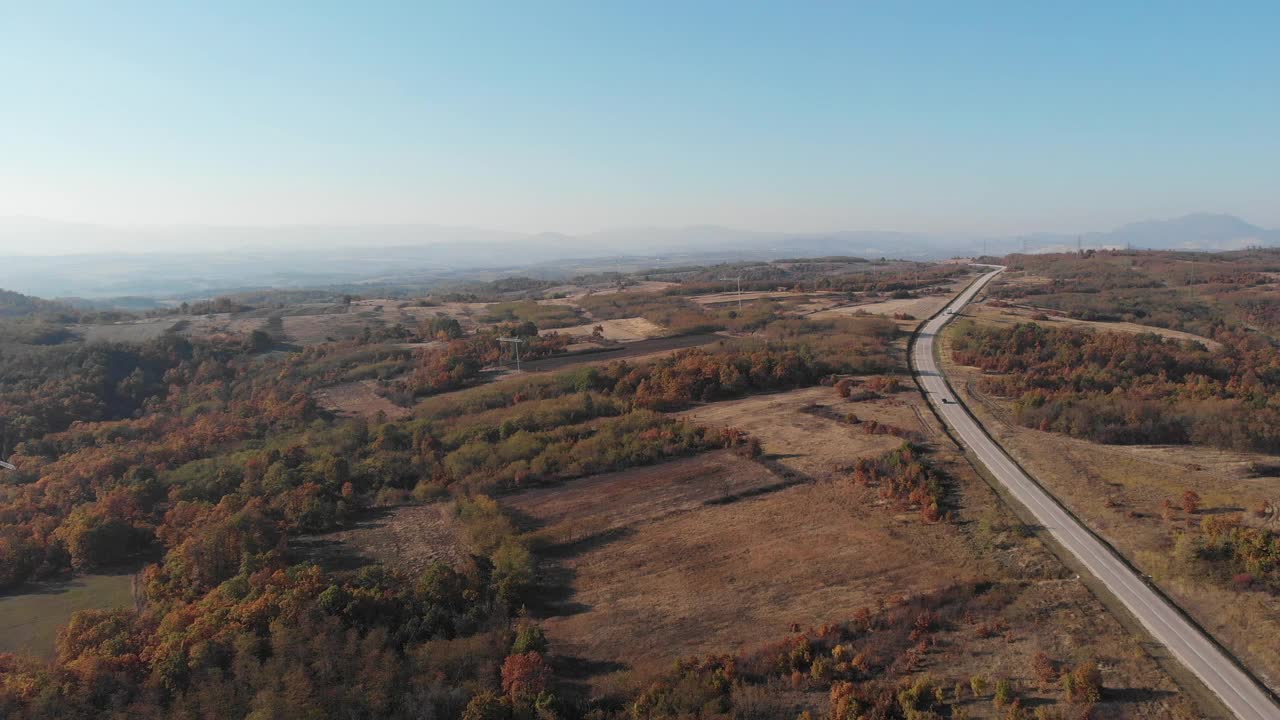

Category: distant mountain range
[1009, 213, 1280, 254]
[0, 213, 1275, 299]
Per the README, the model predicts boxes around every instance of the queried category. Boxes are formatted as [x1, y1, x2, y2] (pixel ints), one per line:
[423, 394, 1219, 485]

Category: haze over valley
[3, 212, 1277, 301]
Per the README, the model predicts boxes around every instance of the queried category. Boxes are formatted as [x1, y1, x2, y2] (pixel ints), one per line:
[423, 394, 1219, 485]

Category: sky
[2, 1, 1278, 239]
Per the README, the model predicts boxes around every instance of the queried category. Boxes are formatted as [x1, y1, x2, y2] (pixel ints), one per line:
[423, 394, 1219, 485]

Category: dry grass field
[689, 290, 806, 306]
[294, 503, 467, 575]
[551, 317, 670, 342]
[518, 333, 724, 373]
[812, 280, 971, 329]
[313, 379, 411, 420]
[280, 310, 380, 345]
[495, 386, 1200, 716]
[940, 317, 1280, 696]
[679, 386, 936, 479]
[78, 317, 181, 343]
[79, 313, 267, 344]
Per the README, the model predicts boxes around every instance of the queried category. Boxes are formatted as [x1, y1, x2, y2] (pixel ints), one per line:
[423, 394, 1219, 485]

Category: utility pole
[497, 337, 525, 372]
[719, 276, 744, 310]
[1022, 238, 1029, 254]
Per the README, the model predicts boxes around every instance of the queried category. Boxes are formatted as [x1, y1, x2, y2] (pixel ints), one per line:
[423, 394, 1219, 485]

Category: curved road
[914, 267, 1280, 720]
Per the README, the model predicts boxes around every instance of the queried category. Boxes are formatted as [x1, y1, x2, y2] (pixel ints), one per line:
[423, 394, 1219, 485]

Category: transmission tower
[718, 276, 743, 309]
[497, 337, 525, 371]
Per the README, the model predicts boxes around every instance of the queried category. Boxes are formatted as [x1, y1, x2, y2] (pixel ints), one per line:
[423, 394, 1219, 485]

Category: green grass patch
[0, 573, 135, 658]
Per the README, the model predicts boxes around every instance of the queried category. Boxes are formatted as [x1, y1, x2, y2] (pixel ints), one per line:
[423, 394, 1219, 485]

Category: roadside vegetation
[946, 248, 1280, 692]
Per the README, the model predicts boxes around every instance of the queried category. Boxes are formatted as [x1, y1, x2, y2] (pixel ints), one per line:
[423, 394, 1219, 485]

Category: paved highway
[914, 266, 1280, 720]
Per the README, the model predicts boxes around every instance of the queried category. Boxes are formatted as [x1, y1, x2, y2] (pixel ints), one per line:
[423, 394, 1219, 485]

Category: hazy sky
[2, 2, 1278, 236]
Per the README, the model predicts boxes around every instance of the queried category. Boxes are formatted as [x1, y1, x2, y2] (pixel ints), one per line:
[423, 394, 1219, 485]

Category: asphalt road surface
[914, 266, 1280, 720]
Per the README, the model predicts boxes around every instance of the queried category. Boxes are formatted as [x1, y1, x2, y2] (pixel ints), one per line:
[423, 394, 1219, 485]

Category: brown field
[349, 298, 496, 333]
[506, 451, 784, 543]
[690, 290, 853, 318]
[78, 318, 180, 343]
[621, 280, 680, 293]
[940, 321, 1280, 695]
[812, 281, 970, 329]
[293, 503, 467, 575]
[690, 290, 808, 305]
[496, 386, 1199, 716]
[551, 317, 670, 342]
[80, 312, 269, 344]
[280, 309, 383, 345]
[518, 333, 724, 373]
[787, 295, 851, 315]
[313, 379, 411, 420]
[679, 386, 934, 479]
[538, 280, 678, 301]
[180, 312, 268, 340]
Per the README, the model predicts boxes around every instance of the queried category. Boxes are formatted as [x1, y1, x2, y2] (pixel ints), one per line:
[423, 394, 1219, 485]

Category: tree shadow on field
[552, 655, 628, 679]
[503, 505, 543, 533]
[540, 526, 636, 560]
[288, 506, 398, 572]
[1104, 687, 1177, 704]
[290, 537, 378, 573]
[553, 655, 631, 704]
[526, 527, 636, 620]
[526, 562, 591, 618]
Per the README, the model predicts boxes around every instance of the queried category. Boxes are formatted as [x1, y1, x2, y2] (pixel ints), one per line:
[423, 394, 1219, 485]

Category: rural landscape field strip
[915, 267, 1280, 720]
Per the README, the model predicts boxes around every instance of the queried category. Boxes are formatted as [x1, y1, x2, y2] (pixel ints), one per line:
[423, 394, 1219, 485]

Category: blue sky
[2, 2, 1277, 235]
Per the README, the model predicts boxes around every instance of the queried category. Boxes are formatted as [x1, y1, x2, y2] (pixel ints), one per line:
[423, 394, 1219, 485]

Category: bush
[511, 623, 548, 655]
[992, 678, 1014, 707]
[1060, 660, 1102, 703]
